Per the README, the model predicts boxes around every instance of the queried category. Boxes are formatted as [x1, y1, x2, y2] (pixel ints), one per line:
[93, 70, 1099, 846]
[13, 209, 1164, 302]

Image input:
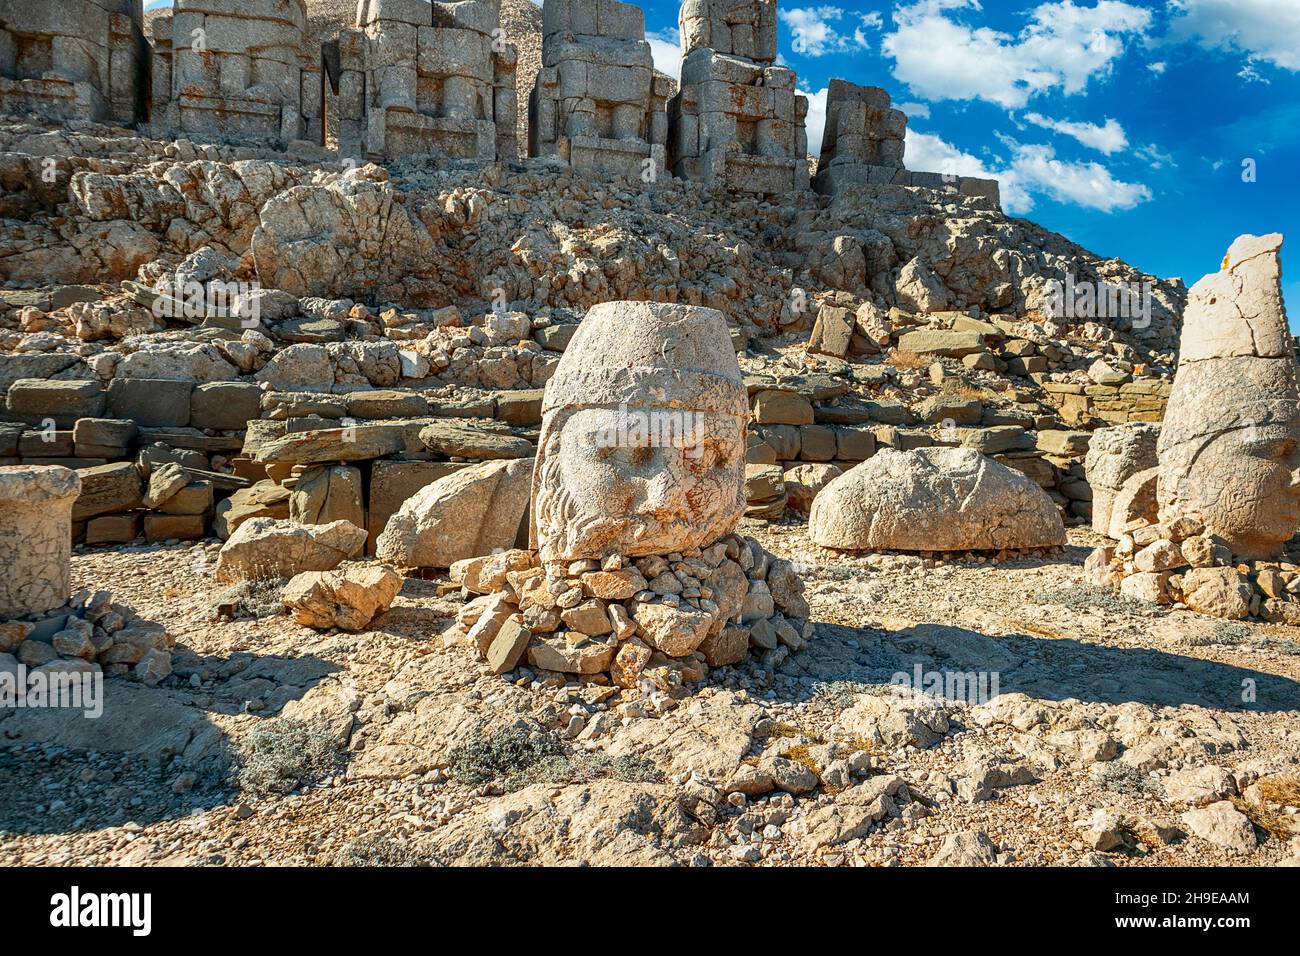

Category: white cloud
[780, 7, 877, 57]
[646, 28, 681, 80]
[904, 129, 1152, 214]
[1023, 112, 1128, 154]
[802, 86, 829, 157]
[1008, 142, 1151, 211]
[1169, 0, 1300, 72]
[882, 0, 1152, 108]
[897, 101, 930, 120]
[1147, 61, 1167, 75]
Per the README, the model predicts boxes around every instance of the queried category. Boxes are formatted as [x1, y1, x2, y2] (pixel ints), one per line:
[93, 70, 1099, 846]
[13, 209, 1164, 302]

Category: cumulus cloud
[1169, 0, 1300, 72]
[780, 7, 878, 57]
[882, 0, 1152, 108]
[1147, 61, 1167, 75]
[904, 129, 1151, 214]
[897, 101, 931, 119]
[646, 28, 681, 80]
[801, 86, 829, 157]
[1023, 113, 1128, 154]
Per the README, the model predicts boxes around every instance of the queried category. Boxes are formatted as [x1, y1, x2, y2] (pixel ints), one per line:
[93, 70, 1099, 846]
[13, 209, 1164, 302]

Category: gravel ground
[2, 522, 1298, 867]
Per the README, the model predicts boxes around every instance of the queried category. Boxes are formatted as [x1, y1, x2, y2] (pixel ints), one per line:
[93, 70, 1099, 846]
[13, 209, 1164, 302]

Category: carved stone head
[1157, 233, 1300, 558]
[531, 301, 748, 562]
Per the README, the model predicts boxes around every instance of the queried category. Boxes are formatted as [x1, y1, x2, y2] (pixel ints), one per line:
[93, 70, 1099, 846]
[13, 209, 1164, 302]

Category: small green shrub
[232, 718, 343, 798]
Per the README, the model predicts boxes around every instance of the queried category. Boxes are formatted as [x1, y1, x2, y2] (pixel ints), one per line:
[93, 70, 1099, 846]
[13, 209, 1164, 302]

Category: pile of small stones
[452, 534, 812, 698]
[0, 588, 174, 684]
[1086, 514, 1300, 623]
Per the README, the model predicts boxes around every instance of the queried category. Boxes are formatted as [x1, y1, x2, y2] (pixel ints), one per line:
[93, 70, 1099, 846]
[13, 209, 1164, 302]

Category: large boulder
[375, 458, 533, 569]
[216, 518, 367, 582]
[809, 447, 1065, 552]
[0, 466, 81, 618]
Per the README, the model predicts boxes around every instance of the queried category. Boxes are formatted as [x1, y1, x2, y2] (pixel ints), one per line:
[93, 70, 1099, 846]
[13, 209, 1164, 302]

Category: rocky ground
[2, 522, 1297, 867]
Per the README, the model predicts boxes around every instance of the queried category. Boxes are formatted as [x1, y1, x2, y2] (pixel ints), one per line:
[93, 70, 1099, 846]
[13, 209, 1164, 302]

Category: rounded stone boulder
[0, 465, 82, 618]
[809, 447, 1065, 552]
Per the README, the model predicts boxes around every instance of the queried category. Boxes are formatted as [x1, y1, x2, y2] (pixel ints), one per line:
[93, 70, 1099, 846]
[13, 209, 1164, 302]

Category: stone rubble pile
[0, 587, 175, 685]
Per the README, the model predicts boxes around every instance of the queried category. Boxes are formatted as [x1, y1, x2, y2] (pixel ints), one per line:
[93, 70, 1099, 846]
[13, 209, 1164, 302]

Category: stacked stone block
[667, 0, 808, 194]
[812, 80, 1000, 207]
[149, 0, 322, 145]
[333, 0, 518, 162]
[0, 0, 147, 124]
[528, 0, 669, 181]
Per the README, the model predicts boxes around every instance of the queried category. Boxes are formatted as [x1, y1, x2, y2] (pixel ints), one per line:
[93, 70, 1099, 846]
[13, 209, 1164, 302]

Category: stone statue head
[1157, 234, 1300, 558]
[531, 301, 748, 562]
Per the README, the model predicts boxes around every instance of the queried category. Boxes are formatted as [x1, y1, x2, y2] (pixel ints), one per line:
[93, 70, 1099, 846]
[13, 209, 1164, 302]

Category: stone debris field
[0, 0, 1297, 869]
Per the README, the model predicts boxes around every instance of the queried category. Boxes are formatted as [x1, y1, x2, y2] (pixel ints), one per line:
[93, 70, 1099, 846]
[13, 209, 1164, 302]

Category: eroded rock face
[531, 301, 748, 562]
[1157, 234, 1300, 559]
[0, 466, 82, 618]
[215, 517, 367, 581]
[809, 447, 1065, 552]
[1085, 423, 1160, 536]
[376, 457, 533, 569]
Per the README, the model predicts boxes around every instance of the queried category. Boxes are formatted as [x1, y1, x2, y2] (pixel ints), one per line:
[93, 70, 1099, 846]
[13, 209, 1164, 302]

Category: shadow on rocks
[0, 649, 341, 837]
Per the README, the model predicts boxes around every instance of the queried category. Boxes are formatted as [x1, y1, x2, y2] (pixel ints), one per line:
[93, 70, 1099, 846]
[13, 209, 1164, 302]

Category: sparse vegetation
[336, 835, 438, 867]
[232, 718, 344, 798]
[446, 728, 662, 792]
[1036, 583, 1152, 615]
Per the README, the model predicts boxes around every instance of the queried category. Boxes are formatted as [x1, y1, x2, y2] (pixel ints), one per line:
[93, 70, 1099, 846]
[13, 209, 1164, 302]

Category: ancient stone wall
[528, 0, 669, 181]
[667, 0, 808, 194]
[813, 79, 1000, 208]
[332, 0, 517, 162]
[149, 0, 321, 145]
[0, 0, 147, 124]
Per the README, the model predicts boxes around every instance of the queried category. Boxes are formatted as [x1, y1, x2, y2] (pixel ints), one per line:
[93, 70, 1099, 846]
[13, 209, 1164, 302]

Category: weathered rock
[1085, 423, 1160, 535]
[1157, 234, 1300, 559]
[631, 601, 714, 657]
[810, 447, 1065, 552]
[213, 480, 291, 540]
[1181, 801, 1256, 854]
[216, 518, 367, 582]
[0, 466, 81, 618]
[376, 458, 532, 569]
[1180, 567, 1252, 620]
[282, 564, 404, 631]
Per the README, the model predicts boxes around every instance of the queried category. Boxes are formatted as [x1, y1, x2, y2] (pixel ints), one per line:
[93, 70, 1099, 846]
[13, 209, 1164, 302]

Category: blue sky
[146, 0, 1299, 318]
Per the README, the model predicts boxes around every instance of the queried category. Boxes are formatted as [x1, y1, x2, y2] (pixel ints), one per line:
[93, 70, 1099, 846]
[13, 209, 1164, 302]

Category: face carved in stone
[529, 301, 749, 563]
[1165, 415, 1300, 558]
[536, 406, 745, 561]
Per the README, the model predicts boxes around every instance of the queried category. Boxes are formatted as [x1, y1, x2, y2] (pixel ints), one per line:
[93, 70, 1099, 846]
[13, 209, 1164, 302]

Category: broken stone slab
[281, 564, 403, 632]
[5, 379, 106, 428]
[375, 458, 533, 569]
[251, 424, 407, 464]
[106, 377, 193, 427]
[367, 460, 468, 552]
[71, 461, 143, 521]
[215, 517, 367, 582]
[289, 465, 365, 528]
[417, 420, 535, 460]
[213, 479, 291, 540]
[189, 382, 263, 431]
